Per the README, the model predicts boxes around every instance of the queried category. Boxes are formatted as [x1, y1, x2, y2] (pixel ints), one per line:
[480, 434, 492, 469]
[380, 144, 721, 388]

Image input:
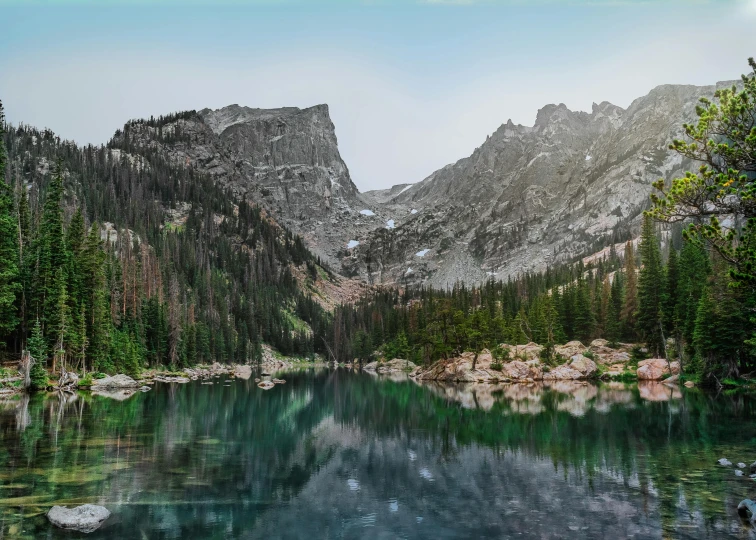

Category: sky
[1, 1, 755, 192]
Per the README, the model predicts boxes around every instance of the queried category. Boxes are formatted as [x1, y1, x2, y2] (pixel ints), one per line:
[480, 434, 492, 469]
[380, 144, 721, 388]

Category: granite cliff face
[112, 104, 369, 267]
[349, 80, 739, 285]
[114, 80, 738, 286]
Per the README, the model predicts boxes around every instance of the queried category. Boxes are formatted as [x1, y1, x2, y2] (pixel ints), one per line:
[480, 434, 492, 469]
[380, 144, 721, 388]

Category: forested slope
[0, 103, 334, 377]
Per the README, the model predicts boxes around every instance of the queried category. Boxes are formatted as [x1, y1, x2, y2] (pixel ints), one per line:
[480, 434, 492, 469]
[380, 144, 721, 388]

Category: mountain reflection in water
[0, 370, 754, 539]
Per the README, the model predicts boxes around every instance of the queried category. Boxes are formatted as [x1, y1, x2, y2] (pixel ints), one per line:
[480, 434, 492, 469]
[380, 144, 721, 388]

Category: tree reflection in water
[0, 371, 754, 538]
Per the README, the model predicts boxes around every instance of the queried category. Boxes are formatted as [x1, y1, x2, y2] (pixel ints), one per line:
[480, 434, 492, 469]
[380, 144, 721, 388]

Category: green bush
[490, 361, 503, 371]
[631, 345, 649, 362]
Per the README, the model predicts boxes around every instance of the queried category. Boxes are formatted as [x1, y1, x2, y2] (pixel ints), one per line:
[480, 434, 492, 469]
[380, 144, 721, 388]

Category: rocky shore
[406, 340, 680, 384]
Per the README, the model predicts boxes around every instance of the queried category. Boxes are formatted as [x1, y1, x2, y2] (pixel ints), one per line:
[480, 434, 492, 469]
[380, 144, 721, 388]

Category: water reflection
[0, 371, 754, 538]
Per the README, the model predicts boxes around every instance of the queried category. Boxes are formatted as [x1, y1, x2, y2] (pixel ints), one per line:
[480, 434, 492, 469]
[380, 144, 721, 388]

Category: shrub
[490, 361, 503, 371]
[631, 345, 649, 361]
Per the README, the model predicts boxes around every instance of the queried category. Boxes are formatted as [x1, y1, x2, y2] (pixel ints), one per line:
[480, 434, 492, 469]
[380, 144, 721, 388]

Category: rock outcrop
[91, 374, 139, 389]
[47, 504, 110, 533]
[636, 359, 680, 381]
[554, 341, 588, 360]
[113, 105, 365, 269]
[410, 346, 600, 383]
[351, 80, 740, 285]
[543, 354, 598, 380]
[111, 80, 740, 287]
[363, 358, 418, 374]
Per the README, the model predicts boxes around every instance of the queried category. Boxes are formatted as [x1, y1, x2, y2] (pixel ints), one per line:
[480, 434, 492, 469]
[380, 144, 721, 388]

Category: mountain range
[112, 79, 738, 287]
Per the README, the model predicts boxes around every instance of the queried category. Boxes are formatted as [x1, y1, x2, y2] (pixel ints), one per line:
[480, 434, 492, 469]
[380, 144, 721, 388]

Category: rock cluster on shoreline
[407, 340, 681, 384]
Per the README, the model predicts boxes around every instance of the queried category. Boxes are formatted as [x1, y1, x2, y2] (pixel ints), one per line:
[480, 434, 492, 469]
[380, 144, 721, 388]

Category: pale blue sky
[1, 0, 755, 190]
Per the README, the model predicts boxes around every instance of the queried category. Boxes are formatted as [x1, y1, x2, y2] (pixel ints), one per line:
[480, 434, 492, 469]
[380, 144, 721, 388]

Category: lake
[1, 370, 755, 539]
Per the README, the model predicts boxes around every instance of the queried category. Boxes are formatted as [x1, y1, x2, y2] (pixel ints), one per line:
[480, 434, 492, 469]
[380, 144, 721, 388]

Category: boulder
[379, 358, 418, 373]
[543, 354, 597, 380]
[509, 343, 543, 362]
[153, 376, 190, 383]
[684, 380, 695, 388]
[588, 340, 632, 365]
[233, 365, 252, 380]
[257, 381, 275, 390]
[272, 378, 286, 384]
[47, 504, 110, 533]
[738, 499, 756, 522]
[663, 374, 680, 385]
[554, 341, 587, 360]
[91, 374, 139, 389]
[501, 360, 542, 381]
[637, 359, 679, 380]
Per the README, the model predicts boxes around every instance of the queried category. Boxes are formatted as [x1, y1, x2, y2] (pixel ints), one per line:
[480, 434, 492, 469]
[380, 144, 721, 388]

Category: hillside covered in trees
[0, 101, 333, 384]
[332, 59, 756, 385]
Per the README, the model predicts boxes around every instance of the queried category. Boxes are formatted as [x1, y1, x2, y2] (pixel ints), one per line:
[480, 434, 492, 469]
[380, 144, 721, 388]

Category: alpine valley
[110, 80, 738, 288]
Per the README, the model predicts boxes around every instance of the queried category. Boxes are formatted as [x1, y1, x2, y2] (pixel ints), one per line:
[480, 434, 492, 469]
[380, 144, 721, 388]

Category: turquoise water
[0, 370, 755, 538]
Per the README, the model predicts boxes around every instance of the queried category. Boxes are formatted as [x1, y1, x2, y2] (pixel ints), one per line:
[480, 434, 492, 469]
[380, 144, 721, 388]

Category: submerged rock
[738, 499, 756, 521]
[47, 504, 110, 533]
[257, 381, 275, 390]
[91, 374, 139, 389]
[272, 378, 286, 384]
[718, 458, 733, 466]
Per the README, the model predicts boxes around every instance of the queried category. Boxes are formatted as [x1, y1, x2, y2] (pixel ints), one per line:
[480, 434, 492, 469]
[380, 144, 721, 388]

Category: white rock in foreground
[47, 504, 110, 533]
[347, 240, 359, 249]
[359, 209, 375, 216]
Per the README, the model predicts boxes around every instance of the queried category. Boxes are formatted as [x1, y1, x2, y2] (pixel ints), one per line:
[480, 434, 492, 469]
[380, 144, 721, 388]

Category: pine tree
[0, 100, 21, 348]
[37, 162, 67, 340]
[663, 247, 680, 338]
[27, 319, 48, 390]
[574, 276, 595, 343]
[607, 272, 623, 344]
[676, 241, 711, 360]
[621, 241, 638, 340]
[637, 215, 665, 356]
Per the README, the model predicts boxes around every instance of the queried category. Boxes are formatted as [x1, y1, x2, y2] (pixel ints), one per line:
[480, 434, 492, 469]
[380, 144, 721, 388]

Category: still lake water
[1, 369, 756, 539]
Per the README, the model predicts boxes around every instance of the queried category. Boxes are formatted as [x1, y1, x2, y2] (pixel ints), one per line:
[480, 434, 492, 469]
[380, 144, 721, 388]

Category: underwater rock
[257, 381, 275, 390]
[718, 458, 732, 466]
[738, 499, 756, 521]
[47, 504, 110, 533]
